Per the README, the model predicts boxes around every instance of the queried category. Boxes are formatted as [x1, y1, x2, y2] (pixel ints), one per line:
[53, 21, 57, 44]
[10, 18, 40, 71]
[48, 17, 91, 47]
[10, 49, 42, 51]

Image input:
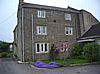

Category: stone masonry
[13, 0, 99, 62]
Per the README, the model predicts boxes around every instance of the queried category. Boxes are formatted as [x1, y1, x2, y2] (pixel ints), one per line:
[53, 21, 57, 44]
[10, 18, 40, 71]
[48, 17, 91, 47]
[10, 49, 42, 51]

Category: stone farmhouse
[13, 0, 99, 62]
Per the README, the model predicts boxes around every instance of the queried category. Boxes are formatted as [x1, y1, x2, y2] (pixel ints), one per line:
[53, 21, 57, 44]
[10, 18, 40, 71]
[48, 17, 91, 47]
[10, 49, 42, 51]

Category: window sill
[36, 52, 49, 54]
[65, 34, 73, 35]
[37, 34, 47, 35]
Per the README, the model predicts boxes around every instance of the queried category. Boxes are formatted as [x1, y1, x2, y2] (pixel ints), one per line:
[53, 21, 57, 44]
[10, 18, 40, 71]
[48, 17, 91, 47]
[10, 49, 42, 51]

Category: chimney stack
[19, 0, 24, 5]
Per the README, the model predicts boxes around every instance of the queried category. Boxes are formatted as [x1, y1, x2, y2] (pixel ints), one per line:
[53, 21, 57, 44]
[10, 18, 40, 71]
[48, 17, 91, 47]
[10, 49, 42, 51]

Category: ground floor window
[35, 43, 49, 53]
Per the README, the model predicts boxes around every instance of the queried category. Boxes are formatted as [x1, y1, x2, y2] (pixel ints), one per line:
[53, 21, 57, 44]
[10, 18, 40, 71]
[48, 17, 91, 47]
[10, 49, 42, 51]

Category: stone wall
[22, 7, 80, 61]
[14, 3, 99, 62]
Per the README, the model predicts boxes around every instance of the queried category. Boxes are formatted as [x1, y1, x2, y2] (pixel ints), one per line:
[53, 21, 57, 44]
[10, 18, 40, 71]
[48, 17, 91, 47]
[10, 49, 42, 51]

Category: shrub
[83, 42, 100, 62]
[0, 52, 8, 58]
[49, 44, 59, 61]
[0, 42, 9, 52]
[72, 43, 84, 59]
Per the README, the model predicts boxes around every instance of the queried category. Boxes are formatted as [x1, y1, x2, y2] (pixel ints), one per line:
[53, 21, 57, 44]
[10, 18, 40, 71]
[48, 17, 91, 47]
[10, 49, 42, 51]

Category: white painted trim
[37, 10, 46, 18]
[35, 43, 49, 53]
[65, 27, 73, 35]
[36, 26, 47, 35]
[65, 13, 71, 20]
[77, 39, 95, 42]
[47, 43, 49, 53]
[80, 36, 100, 40]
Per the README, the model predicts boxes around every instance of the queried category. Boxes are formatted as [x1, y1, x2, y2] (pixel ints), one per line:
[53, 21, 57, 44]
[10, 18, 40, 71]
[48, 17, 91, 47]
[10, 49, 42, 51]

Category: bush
[49, 44, 59, 61]
[0, 52, 9, 58]
[0, 42, 9, 52]
[83, 42, 100, 62]
[72, 44, 84, 59]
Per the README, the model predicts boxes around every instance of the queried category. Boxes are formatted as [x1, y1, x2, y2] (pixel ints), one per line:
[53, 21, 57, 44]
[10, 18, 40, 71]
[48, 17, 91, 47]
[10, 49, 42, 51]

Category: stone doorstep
[17, 61, 29, 64]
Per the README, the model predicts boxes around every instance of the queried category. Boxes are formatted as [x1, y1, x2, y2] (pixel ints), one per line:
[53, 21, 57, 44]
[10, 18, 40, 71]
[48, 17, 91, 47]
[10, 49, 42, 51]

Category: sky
[0, 0, 100, 42]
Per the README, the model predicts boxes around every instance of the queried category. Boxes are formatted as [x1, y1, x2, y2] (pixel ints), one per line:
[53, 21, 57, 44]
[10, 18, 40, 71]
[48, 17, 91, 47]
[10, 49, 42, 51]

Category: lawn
[66, 59, 88, 64]
[42, 59, 89, 65]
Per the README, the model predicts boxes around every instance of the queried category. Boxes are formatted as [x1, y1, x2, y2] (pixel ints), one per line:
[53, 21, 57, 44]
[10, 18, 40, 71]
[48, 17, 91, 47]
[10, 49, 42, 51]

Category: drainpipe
[32, 15, 35, 61]
[22, 8, 25, 62]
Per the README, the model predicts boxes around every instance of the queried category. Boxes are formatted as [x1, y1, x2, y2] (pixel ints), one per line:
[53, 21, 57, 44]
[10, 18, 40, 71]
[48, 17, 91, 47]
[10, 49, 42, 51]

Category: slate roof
[80, 23, 100, 39]
[21, 2, 80, 13]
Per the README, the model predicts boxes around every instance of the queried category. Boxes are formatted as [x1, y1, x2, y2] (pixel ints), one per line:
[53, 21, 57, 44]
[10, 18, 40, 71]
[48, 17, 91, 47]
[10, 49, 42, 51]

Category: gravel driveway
[0, 58, 100, 74]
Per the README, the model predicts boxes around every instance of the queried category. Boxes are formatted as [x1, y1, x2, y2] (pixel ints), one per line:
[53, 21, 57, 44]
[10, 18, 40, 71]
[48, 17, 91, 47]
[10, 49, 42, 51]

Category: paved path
[0, 58, 100, 74]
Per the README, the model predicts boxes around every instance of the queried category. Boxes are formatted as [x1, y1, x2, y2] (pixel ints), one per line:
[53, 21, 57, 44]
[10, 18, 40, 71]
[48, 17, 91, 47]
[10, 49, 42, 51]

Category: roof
[21, 2, 80, 13]
[13, 25, 18, 32]
[67, 6, 80, 12]
[80, 23, 100, 39]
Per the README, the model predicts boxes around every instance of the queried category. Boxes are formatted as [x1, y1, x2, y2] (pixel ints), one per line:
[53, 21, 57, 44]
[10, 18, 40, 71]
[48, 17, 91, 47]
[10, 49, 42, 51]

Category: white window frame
[65, 27, 73, 35]
[35, 43, 49, 53]
[37, 26, 47, 35]
[37, 10, 46, 18]
[65, 13, 71, 20]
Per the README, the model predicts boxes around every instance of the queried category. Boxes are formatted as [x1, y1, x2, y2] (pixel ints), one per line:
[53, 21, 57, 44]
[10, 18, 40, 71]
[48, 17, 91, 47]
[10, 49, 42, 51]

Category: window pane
[65, 13, 71, 20]
[41, 11, 44, 17]
[37, 11, 40, 17]
[37, 44, 39, 52]
[65, 27, 73, 35]
[70, 28, 72, 34]
[66, 27, 68, 34]
[69, 27, 73, 35]
[42, 26, 45, 33]
[37, 10, 45, 18]
[37, 26, 40, 34]
[37, 26, 47, 35]
[45, 44, 47, 51]
[69, 29, 72, 34]
[41, 44, 43, 51]
[39, 27, 41, 33]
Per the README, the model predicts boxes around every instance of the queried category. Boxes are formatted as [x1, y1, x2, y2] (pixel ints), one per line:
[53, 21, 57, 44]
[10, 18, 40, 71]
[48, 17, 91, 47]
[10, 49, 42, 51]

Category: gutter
[77, 39, 95, 42]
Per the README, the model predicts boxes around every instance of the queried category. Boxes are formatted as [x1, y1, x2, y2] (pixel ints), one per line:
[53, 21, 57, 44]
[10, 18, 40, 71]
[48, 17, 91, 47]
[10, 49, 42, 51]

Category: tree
[83, 42, 100, 62]
[49, 44, 59, 61]
[0, 41, 9, 52]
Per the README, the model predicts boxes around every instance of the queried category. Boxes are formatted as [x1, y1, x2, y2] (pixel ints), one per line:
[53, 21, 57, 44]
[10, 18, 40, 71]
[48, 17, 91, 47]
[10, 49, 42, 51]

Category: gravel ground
[0, 58, 100, 74]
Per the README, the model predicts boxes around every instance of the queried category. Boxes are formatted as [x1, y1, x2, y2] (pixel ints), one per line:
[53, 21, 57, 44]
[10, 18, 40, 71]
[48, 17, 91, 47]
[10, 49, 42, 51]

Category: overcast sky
[0, 0, 100, 42]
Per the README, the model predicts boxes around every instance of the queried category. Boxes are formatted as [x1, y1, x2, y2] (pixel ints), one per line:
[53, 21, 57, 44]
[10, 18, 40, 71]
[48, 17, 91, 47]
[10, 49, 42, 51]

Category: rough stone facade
[13, 0, 99, 62]
[80, 10, 99, 34]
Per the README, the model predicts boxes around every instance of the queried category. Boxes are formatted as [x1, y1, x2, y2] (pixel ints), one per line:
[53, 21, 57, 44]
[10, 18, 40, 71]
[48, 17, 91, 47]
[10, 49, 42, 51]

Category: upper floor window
[35, 43, 49, 53]
[65, 13, 71, 20]
[37, 10, 46, 18]
[65, 27, 73, 35]
[37, 26, 47, 35]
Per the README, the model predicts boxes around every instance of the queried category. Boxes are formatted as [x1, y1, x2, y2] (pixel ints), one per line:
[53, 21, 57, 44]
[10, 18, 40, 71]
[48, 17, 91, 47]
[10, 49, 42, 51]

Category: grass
[42, 59, 89, 65]
[66, 59, 88, 64]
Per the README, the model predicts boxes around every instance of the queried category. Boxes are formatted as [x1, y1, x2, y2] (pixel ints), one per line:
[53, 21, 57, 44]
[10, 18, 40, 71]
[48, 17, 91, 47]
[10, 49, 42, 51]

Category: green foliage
[73, 44, 82, 56]
[73, 43, 84, 59]
[66, 59, 88, 64]
[42, 59, 88, 65]
[83, 42, 100, 62]
[0, 52, 9, 58]
[0, 42, 9, 51]
[49, 44, 59, 61]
